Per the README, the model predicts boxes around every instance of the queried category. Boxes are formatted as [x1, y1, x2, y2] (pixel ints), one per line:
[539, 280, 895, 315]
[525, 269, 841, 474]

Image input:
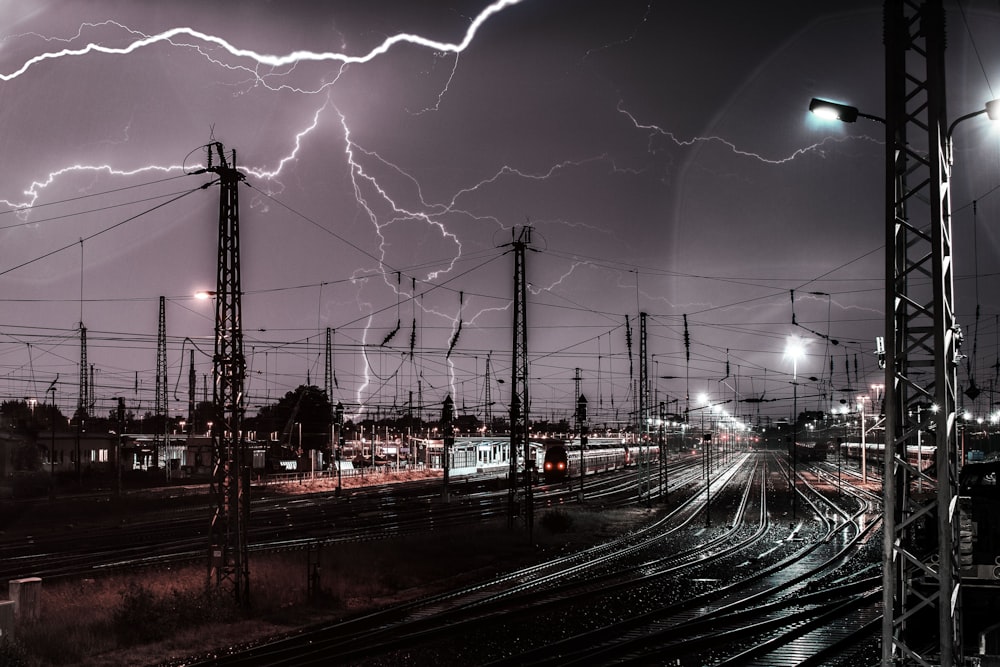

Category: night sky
[2, 1, 1000, 428]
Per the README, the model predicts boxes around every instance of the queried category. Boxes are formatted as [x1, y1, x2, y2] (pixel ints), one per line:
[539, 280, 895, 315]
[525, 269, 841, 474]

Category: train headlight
[558, 462, 565, 470]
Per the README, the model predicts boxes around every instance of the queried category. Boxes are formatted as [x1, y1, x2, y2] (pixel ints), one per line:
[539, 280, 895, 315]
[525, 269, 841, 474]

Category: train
[542, 438, 659, 483]
[838, 441, 937, 473]
[789, 441, 829, 462]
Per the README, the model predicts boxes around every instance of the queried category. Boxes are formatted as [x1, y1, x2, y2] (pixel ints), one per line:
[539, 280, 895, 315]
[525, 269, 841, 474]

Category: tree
[248, 385, 332, 451]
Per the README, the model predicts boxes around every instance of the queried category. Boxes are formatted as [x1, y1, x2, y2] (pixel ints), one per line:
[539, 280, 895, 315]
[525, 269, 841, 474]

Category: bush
[0, 637, 30, 667]
[539, 509, 575, 534]
[0, 637, 31, 667]
[112, 582, 236, 647]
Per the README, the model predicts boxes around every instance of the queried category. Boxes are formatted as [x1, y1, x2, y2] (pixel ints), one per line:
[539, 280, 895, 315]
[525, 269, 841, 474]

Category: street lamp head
[986, 99, 1000, 121]
[809, 98, 859, 123]
[194, 290, 216, 300]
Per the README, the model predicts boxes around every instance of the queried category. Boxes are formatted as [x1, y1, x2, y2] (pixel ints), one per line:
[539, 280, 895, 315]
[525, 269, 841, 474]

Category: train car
[959, 460, 1000, 583]
[839, 441, 936, 472]
[542, 445, 569, 482]
[542, 440, 657, 484]
[790, 441, 829, 462]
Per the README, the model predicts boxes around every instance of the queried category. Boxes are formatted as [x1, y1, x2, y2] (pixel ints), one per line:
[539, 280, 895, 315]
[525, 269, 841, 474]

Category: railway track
[1, 459, 704, 581]
[169, 453, 767, 664]
[166, 450, 887, 666]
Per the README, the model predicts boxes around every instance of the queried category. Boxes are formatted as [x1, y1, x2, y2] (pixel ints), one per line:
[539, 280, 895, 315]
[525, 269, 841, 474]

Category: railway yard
[2, 449, 888, 666]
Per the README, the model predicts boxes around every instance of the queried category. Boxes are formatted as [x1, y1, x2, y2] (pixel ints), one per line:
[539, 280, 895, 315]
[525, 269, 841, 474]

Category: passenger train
[839, 441, 937, 472]
[542, 438, 659, 483]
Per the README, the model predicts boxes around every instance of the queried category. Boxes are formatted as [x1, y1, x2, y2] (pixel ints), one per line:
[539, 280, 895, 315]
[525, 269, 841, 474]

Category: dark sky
[2, 1, 1000, 428]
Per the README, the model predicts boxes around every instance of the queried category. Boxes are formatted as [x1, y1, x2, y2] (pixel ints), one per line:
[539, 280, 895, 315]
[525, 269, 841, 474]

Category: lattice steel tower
[638, 312, 651, 503]
[78, 325, 88, 418]
[325, 327, 333, 402]
[155, 295, 168, 471]
[507, 226, 532, 534]
[882, 1, 961, 663]
[198, 143, 250, 606]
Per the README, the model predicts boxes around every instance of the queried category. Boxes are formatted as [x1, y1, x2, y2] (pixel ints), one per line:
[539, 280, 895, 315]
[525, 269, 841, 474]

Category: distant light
[785, 335, 806, 367]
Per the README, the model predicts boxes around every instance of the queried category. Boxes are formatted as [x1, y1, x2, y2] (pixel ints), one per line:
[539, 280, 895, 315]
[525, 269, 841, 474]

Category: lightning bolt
[617, 101, 882, 164]
[0, 0, 527, 81]
[0, 0, 870, 419]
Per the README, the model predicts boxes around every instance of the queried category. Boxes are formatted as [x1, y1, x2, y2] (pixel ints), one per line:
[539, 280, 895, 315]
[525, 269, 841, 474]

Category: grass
[11, 504, 654, 666]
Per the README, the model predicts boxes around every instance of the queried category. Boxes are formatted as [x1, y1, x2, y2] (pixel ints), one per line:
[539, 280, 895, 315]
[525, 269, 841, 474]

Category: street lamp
[809, 97, 886, 124]
[857, 395, 871, 483]
[785, 335, 806, 520]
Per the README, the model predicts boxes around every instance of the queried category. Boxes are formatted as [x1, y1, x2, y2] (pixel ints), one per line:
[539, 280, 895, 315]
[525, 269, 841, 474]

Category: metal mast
[76, 325, 88, 485]
[638, 312, 651, 503]
[155, 296, 168, 472]
[882, 1, 961, 664]
[484, 352, 493, 432]
[507, 226, 532, 534]
[200, 142, 250, 606]
[188, 350, 196, 434]
[78, 325, 89, 417]
[325, 327, 333, 401]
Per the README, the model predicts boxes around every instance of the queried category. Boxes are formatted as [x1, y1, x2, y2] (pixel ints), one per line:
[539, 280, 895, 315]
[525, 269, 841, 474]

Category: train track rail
[169, 451, 888, 666]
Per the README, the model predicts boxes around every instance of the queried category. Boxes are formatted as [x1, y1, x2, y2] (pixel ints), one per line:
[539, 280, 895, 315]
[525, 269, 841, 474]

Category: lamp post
[856, 395, 870, 484]
[785, 335, 805, 521]
[697, 392, 709, 507]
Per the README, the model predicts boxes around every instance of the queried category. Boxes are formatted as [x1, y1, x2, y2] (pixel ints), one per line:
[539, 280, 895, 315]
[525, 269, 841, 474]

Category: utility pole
[325, 327, 334, 472]
[334, 401, 344, 496]
[638, 312, 650, 505]
[507, 225, 533, 536]
[442, 394, 454, 501]
[198, 142, 250, 607]
[47, 377, 57, 497]
[883, 1, 962, 664]
[576, 386, 587, 503]
[324, 327, 333, 402]
[659, 401, 667, 501]
[77, 325, 88, 485]
[116, 397, 125, 497]
[576, 376, 587, 503]
[188, 350, 196, 435]
[155, 296, 168, 476]
[484, 352, 493, 433]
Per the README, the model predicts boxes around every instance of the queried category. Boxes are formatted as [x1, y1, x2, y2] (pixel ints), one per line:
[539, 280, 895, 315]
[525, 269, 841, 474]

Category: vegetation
[10, 506, 642, 666]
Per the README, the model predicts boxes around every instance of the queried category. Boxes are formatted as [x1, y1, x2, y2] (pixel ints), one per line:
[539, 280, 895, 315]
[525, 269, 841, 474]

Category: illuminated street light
[809, 97, 885, 124]
[785, 335, 806, 520]
[194, 290, 216, 300]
